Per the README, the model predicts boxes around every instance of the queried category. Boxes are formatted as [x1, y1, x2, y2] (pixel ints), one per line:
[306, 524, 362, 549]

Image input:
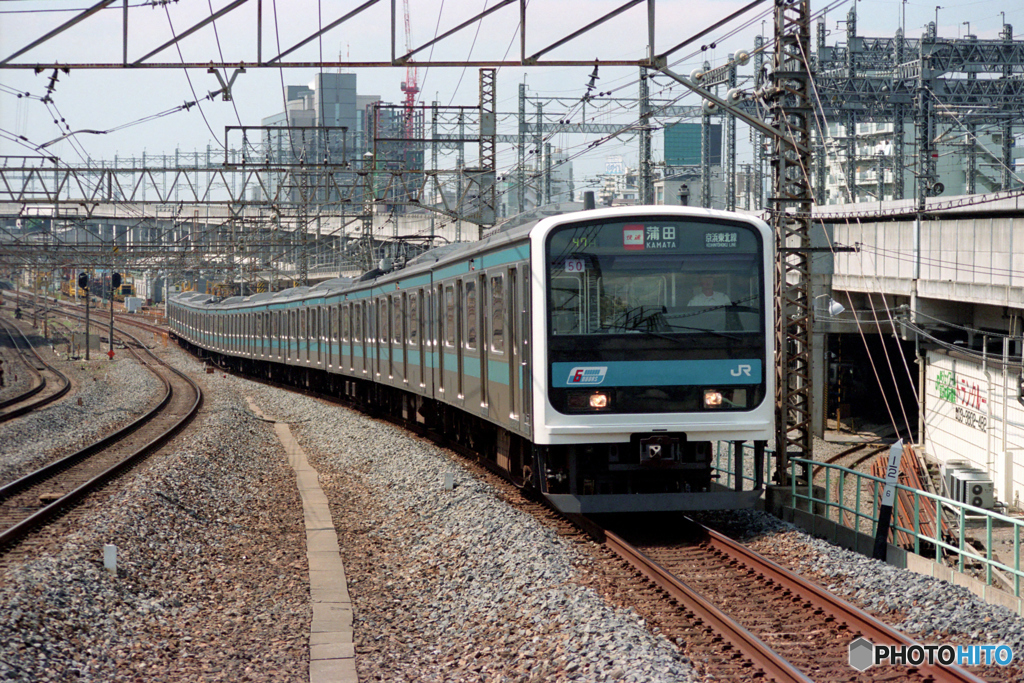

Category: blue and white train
[168, 206, 774, 514]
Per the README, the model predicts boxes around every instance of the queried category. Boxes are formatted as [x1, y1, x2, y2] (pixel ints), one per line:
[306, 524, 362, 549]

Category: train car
[169, 206, 775, 514]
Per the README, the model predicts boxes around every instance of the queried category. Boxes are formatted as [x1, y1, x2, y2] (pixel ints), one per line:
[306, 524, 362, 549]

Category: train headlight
[567, 391, 610, 411]
[704, 389, 724, 408]
[703, 388, 748, 409]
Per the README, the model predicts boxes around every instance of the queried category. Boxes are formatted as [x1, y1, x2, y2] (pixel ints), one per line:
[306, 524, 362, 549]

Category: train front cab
[528, 207, 775, 514]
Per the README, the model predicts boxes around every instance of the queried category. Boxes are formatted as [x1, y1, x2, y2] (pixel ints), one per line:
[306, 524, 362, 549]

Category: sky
[1, 0, 1022, 191]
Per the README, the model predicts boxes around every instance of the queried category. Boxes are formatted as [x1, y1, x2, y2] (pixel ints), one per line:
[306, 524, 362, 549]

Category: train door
[455, 281, 465, 400]
[260, 312, 266, 358]
[275, 311, 281, 360]
[290, 310, 297, 363]
[410, 291, 422, 389]
[323, 307, 331, 368]
[316, 307, 323, 366]
[315, 307, 322, 367]
[345, 304, 354, 373]
[440, 284, 450, 396]
[333, 305, 341, 370]
[359, 302, 367, 376]
[399, 292, 408, 385]
[369, 300, 378, 378]
[477, 274, 489, 410]
[520, 263, 532, 428]
[425, 288, 435, 394]
[390, 295, 400, 382]
[379, 298, 389, 380]
[358, 302, 367, 376]
[306, 308, 313, 365]
[356, 303, 364, 375]
[505, 269, 517, 422]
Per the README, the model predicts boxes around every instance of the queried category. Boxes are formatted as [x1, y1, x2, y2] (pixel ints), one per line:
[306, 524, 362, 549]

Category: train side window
[465, 280, 477, 350]
[334, 305, 341, 341]
[444, 285, 455, 347]
[408, 292, 418, 343]
[368, 300, 377, 342]
[490, 274, 504, 354]
[352, 304, 361, 342]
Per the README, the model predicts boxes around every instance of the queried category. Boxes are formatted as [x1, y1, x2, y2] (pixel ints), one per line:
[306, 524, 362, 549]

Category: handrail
[790, 457, 1024, 598]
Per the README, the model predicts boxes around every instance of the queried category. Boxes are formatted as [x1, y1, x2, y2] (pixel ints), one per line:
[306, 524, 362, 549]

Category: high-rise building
[663, 122, 721, 167]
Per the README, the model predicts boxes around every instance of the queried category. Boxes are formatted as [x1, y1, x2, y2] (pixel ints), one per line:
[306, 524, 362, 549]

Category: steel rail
[603, 529, 814, 683]
[697, 521, 988, 683]
[0, 317, 71, 420]
[0, 317, 202, 549]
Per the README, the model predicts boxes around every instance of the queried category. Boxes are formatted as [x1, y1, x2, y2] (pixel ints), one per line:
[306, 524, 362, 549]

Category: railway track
[609, 517, 996, 682]
[414, 434, 996, 681]
[159, 317, 1005, 681]
[812, 443, 888, 479]
[0, 316, 201, 561]
[0, 316, 71, 422]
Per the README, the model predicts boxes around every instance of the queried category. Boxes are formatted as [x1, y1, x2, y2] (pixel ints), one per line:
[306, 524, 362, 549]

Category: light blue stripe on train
[550, 359, 762, 387]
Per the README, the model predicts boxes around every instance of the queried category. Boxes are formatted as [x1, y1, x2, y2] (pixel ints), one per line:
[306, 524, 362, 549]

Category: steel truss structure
[2, 0, 824, 468]
[815, 7, 1024, 201]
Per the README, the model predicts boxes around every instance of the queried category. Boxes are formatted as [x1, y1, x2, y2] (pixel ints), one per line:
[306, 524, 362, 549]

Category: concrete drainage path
[247, 398, 357, 683]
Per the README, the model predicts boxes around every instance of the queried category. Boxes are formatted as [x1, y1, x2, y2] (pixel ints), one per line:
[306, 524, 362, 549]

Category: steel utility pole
[769, 0, 814, 481]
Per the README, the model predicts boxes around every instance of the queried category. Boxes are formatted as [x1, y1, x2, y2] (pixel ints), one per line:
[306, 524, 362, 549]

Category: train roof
[308, 277, 353, 292]
[271, 286, 311, 301]
[173, 292, 217, 305]
[404, 241, 475, 267]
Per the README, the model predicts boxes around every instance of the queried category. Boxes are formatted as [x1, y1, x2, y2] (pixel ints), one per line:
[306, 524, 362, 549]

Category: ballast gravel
[0, 339, 1023, 682]
[0, 354, 161, 483]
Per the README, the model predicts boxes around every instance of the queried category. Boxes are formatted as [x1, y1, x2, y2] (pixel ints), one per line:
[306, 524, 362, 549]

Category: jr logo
[567, 367, 608, 385]
[730, 364, 752, 377]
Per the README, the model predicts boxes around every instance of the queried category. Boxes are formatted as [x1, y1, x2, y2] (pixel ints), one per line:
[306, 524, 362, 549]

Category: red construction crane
[399, 0, 419, 141]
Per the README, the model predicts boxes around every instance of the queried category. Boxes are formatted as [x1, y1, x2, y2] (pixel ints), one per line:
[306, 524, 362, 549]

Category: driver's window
[550, 276, 580, 335]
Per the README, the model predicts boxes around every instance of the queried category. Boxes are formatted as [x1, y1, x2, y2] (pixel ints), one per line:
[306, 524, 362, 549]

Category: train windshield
[546, 218, 764, 337]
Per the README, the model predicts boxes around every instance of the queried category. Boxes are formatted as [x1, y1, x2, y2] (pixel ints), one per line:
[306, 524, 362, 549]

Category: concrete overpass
[813, 189, 1024, 510]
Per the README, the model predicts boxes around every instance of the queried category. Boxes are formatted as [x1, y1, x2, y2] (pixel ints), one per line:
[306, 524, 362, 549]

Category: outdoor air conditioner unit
[942, 460, 972, 498]
[952, 469, 995, 510]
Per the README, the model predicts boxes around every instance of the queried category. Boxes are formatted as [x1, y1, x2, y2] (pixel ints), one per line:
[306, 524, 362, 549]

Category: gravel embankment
[0, 355, 161, 483]
[2, 340, 1023, 682]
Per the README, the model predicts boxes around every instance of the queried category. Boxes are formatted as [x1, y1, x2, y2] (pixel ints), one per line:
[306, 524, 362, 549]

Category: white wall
[925, 349, 1024, 509]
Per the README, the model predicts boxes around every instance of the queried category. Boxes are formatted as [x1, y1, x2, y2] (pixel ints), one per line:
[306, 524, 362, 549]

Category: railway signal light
[78, 272, 88, 289]
[112, 272, 121, 289]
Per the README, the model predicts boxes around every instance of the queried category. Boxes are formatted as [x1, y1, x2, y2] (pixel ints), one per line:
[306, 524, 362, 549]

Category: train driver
[688, 275, 731, 307]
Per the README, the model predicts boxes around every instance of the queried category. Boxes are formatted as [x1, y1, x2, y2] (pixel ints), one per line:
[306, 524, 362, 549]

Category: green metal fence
[790, 457, 1024, 599]
[711, 441, 773, 491]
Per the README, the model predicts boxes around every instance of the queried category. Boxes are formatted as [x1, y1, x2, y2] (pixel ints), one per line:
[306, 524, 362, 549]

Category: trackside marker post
[873, 439, 904, 560]
[103, 544, 117, 574]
